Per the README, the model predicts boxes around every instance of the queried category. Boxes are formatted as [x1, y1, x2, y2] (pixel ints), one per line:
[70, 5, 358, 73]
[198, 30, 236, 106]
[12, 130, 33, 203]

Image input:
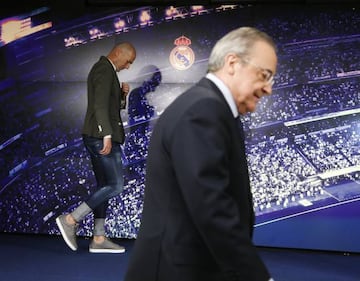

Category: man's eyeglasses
[241, 58, 275, 86]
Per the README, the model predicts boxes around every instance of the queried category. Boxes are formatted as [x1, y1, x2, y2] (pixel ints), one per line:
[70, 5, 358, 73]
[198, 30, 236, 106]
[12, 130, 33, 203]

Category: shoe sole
[56, 217, 77, 251]
[89, 248, 126, 254]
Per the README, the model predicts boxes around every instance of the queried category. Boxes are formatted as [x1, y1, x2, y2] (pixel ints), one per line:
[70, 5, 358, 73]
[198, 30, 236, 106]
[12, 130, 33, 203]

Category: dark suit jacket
[125, 78, 271, 281]
[82, 56, 126, 144]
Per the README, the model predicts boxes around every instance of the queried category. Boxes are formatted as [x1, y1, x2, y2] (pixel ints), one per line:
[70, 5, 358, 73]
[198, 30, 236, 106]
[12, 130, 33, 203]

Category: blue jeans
[83, 135, 124, 219]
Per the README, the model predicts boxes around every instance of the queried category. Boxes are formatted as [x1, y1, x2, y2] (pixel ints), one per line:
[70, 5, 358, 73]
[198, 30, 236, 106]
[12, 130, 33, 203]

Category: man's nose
[262, 83, 273, 95]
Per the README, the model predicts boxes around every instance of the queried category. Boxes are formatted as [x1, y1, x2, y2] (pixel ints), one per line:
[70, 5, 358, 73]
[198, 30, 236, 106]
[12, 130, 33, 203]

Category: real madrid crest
[169, 35, 195, 71]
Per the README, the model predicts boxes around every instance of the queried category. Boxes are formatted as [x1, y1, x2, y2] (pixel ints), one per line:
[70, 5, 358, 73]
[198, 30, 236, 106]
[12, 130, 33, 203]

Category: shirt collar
[107, 57, 116, 71]
[205, 73, 238, 118]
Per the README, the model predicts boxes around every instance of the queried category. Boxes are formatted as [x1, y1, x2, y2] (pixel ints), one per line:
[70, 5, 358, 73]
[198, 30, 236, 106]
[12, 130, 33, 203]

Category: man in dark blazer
[56, 42, 136, 253]
[124, 27, 277, 281]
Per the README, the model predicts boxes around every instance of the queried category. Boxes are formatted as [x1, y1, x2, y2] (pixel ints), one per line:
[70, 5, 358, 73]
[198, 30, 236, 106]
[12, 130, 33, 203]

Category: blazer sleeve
[91, 63, 115, 137]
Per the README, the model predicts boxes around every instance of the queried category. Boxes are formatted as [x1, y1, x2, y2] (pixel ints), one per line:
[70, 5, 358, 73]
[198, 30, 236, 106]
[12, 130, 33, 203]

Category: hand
[122, 82, 130, 96]
[99, 137, 112, 155]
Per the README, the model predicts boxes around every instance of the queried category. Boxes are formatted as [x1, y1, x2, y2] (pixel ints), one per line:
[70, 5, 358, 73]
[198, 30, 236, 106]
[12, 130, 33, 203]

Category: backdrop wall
[0, 3, 359, 253]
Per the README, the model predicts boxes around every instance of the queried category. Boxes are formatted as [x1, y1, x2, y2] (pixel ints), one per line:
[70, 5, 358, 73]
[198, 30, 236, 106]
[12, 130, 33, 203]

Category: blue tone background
[0, 3, 359, 253]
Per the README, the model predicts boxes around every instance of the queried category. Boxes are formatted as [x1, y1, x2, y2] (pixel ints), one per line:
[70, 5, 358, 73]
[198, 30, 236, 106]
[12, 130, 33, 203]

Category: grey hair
[207, 27, 276, 73]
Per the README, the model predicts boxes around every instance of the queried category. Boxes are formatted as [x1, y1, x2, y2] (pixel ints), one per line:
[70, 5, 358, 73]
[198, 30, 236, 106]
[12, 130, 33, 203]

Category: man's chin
[238, 102, 257, 115]
[246, 104, 257, 113]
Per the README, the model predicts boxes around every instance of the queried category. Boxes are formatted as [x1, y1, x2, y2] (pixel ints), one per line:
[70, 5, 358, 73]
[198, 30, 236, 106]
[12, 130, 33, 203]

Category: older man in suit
[124, 27, 277, 281]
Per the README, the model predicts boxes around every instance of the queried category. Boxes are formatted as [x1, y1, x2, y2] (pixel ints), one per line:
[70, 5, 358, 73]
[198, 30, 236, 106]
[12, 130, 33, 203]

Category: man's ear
[224, 53, 238, 75]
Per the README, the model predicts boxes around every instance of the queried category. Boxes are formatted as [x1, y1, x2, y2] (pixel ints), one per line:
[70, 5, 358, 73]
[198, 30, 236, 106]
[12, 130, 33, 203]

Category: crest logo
[169, 35, 195, 70]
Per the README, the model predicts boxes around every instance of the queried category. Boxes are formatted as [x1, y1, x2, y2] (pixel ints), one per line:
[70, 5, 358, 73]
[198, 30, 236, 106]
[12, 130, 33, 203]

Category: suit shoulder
[88, 60, 114, 80]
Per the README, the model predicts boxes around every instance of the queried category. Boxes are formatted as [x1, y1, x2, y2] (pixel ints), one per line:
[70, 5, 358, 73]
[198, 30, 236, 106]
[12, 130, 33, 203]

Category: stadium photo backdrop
[0, 3, 359, 252]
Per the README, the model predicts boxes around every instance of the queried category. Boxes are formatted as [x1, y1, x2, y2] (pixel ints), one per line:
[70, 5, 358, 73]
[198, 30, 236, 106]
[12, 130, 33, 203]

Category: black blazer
[125, 78, 271, 281]
[82, 56, 126, 144]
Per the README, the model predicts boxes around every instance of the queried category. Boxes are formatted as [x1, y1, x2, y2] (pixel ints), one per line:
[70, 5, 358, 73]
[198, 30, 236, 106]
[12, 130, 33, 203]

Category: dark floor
[1, 233, 360, 281]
